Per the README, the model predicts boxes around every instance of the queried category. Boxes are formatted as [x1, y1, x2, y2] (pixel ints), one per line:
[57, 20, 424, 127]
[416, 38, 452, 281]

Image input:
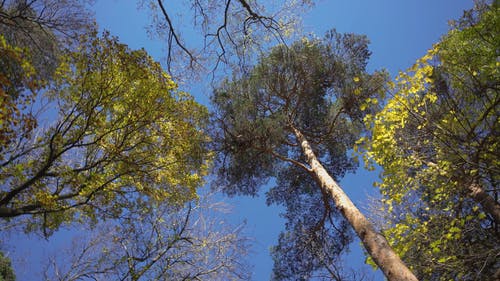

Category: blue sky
[92, 1, 472, 280]
[5, 1, 473, 280]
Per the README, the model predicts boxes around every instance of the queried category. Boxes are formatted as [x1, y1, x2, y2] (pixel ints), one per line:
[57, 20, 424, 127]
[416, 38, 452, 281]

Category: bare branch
[143, 0, 312, 76]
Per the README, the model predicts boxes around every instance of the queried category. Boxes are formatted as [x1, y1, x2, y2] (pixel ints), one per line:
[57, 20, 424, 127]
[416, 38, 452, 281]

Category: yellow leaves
[478, 212, 487, 220]
[353, 76, 360, 82]
[424, 77, 434, 84]
[162, 72, 178, 89]
[365, 256, 378, 269]
[0, 34, 41, 149]
[420, 64, 433, 75]
[0, 32, 211, 233]
[420, 52, 433, 63]
[363, 49, 438, 171]
[363, 11, 500, 278]
[437, 256, 455, 263]
[425, 92, 438, 103]
[54, 57, 71, 80]
[35, 190, 58, 208]
[407, 86, 419, 94]
[365, 97, 378, 105]
[359, 97, 379, 111]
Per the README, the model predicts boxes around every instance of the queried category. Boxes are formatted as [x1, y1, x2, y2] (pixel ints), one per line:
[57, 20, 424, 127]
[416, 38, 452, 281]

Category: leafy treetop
[361, 3, 499, 279]
[0, 31, 211, 235]
[211, 30, 388, 279]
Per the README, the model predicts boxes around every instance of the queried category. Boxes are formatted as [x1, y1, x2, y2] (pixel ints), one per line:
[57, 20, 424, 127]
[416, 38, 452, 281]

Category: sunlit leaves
[0, 35, 41, 151]
[0, 32, 210, 234]
[362, 4, 499, 279]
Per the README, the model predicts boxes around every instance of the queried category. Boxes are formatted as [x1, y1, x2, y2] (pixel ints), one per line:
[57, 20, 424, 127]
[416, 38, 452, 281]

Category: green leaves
[0, 32, 210, 234]
[0, 34, 41, 151]
[362, 4, 500, 279]
[0, 251, 15, 281]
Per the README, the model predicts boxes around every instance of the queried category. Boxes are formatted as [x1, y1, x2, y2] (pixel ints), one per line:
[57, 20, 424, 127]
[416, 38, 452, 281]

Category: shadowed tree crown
[211, 30, 390, 279]
[212, 30, 386, 196]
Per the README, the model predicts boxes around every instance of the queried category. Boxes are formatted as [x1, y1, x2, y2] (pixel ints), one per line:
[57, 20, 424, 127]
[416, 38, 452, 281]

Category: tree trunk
[292, 127, 418, 281]
[468, 182, 500, 225]
[428, 161, 500, 225]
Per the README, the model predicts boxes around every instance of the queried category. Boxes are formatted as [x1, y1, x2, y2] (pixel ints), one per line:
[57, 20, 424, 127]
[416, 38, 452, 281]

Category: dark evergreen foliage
[211, 30, 388, 279]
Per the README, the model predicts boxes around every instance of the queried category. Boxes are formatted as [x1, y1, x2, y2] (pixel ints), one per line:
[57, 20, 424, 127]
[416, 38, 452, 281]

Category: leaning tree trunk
[292, 127, 418, 281]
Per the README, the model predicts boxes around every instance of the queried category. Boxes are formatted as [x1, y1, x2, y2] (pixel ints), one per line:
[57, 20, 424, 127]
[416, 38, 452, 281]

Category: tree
[361, 2, 499, 279]
[0, 0, 93, 79]
[0, 251, 15, 281]
[1, 0, 93, 152]
[0, 34, 40, 153]
[141, 0, 313, 75]
[211, 30, 418, 280]
[0, 31, 210, 235]
[268, 166, 353, 281]
[42, 191, 250, 281]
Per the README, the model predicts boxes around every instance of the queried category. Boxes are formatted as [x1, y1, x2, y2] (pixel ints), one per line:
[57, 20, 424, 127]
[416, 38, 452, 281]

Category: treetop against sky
[3, 1, 497, 281]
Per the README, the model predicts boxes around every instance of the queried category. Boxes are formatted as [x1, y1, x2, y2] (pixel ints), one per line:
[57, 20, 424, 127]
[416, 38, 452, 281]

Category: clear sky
[5, 1, 473, 280]
[92, 1, 472, 280]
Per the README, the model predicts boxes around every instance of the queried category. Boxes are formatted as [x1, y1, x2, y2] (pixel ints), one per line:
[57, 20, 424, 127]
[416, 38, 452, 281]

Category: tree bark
[467, 182, 500, 225]
[292, 127, 418, 281]
[427, 161, 500, 225]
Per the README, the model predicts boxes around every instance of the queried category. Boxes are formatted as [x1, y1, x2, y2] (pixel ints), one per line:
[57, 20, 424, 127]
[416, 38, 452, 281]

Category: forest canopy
[1, 0, 498, 280]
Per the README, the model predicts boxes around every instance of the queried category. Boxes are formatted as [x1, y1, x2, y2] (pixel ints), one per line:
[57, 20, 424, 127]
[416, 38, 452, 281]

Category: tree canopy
[0, 251, 15, 281]
[2, 1, 498, 280]
[0, 34, 40, 151]
[0, 0, 93, 79]
[212, 31, 385, 196]
[42, 192, 250, 281]
[362, 2, 499, 279]
[141, 0, 313, 76]
[0, 32, 210, 235]
[1, 0, 93, 152]
[211, 30, 418, 280]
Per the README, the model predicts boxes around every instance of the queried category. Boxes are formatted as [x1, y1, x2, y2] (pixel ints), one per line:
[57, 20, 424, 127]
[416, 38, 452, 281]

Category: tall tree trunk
[292, 127, 418, 281]
[468, 182, 500, 225]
